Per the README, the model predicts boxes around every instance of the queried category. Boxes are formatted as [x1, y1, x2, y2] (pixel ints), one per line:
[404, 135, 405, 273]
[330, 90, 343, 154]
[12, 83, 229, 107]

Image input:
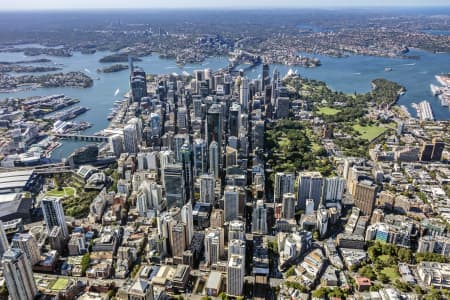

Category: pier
[55, 134, 109, 142]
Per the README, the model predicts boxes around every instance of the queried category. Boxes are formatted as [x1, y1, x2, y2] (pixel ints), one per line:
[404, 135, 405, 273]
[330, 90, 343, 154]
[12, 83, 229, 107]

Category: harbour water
[0, 47, 449, 160]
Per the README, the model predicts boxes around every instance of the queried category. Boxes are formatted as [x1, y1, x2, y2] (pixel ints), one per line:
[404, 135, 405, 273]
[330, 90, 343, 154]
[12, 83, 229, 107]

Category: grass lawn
[51, 278, 69, 290]
[381, 267, 400, 281]
[317, 106, 342, 116]
[46, 187, 76, 198]
[353, 124, 388, 141]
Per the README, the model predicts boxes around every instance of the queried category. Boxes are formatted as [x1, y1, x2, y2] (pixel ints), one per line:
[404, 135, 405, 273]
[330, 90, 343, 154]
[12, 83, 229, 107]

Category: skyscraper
[41, 196, 69, 239]
[11, 233, 41, 266]
[297, 172, 323, 210]
[193, 139, 207, 177]
[199, 174, 215, 204]
[123, 123, 139, 154]
[209, 141, 220, 179]
[274, 172, 295, 203]
[354, 179, 378, 216]
[252, 200, 268, 235]
[206, 104, 223, 160]
[240, 77, 249, 112]
[227, 255, 245, 297]
[2, 248, 38, 300]
[322, 177, 346, 207]
[170, 222, 186, 258]
[181, 143, 193, 201]
[163, 164, 186, 209]
[182, 202, 194, 245]
[229, 103, 241, 138]
[228, 239, 246, 259]
[224, 185, 240, 222]
[262, 63, 270, 91]
[228, 220, 245, 241]
[130, 67, 147, 103]
[204, 228, 224, 265]
[431, 138, 445, 161]
[109, 134, 124, 158]
[282, 193, 296, 219]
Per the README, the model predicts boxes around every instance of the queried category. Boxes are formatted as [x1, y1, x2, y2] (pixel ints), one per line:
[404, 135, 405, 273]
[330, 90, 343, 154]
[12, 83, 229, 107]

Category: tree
[81, 253, 90, 276]
[312, 287, 330, 299]
[219, 292, 228, 300]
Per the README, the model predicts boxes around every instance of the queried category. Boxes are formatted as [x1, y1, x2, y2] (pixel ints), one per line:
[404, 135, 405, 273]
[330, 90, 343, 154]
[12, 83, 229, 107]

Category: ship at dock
[431, 74, 450, 108]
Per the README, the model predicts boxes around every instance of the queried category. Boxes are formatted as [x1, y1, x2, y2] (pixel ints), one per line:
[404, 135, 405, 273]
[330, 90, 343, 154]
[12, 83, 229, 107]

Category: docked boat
[430, 84, 442, 96]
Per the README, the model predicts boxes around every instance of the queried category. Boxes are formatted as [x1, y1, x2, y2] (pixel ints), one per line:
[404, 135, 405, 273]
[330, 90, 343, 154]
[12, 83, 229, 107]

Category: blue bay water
[0, 48, 449, 160]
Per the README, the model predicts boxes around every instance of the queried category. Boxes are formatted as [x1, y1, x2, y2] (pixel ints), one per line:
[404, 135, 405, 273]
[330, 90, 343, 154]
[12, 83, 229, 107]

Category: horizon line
[1, 5, 450, 12]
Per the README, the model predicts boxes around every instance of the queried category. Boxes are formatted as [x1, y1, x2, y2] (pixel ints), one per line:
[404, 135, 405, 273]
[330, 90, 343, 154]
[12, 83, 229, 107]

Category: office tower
[271, 68, 280, 104]
[274, 172, 295, 203]
[170, 222, 186, 258]
[227, 255, 245, 297]
[123, 124, 139, 154]
[252, 120, 265, 150]
[225, 146, 238, 168]
[206, 104, 223, 159]
[0, 221, 9, 257]
[354, 179, 378, 215]
[275, 97, 290, 119]
[130, 67, 147, 102]
[210, 209, 224, 228]
[262, 63, 270, 90]
[11, 233, 40, 266]
[420, 143, 434, 162]
[193, 70, 203, 94]
[129, 117, 143, 143]
[240, 77, 249, 112]
[41, 196, 69, 239]
[2, 248, 38, 300]
[229, 103, 241, 138]
[432, 138, 445, 161]
[182, 202, 194, 245]
[282, 193, 296, 219]
[181, 143, 193, 201]
[174, 134, 188, 163]
[228, 239, 246, 259]
[137, 181, 164, 216]
[200, 174, 215, 204]
[193, 97, 203, 119]
[322, 177, 346, 206]
[150, 112, 161, 137]
[224, 185, 240, 222]
[177, 106, 188, 131]
[163, 164, 186, 209]
[228, 220, 245, 241]
[297, 172, 323, 210]
[252, 200, 268, 235]
[204, 228, 224, 265]
[209, 141, 220, 178]
[204, 68, 213, 89]
[317, 206, 329, 238]
[109, 134, 124, 158]
[193, 139, 207, 177]
[305, 198, 315, 215]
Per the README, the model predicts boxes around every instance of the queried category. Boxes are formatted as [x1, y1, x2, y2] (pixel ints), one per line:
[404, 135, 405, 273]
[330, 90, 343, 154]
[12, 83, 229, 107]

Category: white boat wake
[84, 68, 91, 73]
[114, 88, 120, 96]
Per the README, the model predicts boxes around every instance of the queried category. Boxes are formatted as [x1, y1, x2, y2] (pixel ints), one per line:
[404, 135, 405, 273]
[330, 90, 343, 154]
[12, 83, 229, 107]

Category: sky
[1, 0, 450, 10]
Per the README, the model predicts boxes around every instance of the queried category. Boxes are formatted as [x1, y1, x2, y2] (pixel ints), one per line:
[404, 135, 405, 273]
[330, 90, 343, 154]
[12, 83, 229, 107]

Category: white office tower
[224, 185, 240, 222]
[227, 255, 245, 297]
[193, 139, 207, 177]
[129, 117, 143, 143]
[0, 221, 9, 257]
[252, 200, 268, 235]
[159, 150, 175, 186]
[123, 123, 139, 154]
[228, 239, 246, 259]
[317, 206, 329, 238]
[41, 196, 69, 239]
[240, 77, 249, 112]
[305, 198, 315, 216]
[209, 141, 220, 178]
[146, 152, 159, 171]
[150, 112, 161, 137]
[322, 177, 345, 207]
[11, 233, 41, 266]
[2, 248, 38, 300]
[297, 171, 323, 210]
[136, 181, 164, 217]
[177, 106, 188, 131]
[109, 134, 124, 158]
[182, 202, 194, 245]
[274, 172, 295, 203]
[200, 174, 215, 204]
[228, 220, 245, 241]
[204, 68, 213, 89]
[282, 193, 296, 219]
[204, 227, 224, 265]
